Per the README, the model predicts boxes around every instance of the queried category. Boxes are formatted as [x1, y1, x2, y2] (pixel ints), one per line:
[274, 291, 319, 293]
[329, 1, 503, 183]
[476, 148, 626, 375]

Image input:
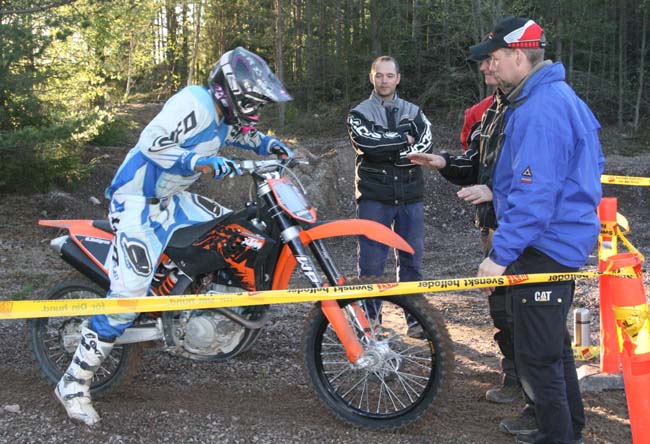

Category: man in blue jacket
[472, 17, 604, 444]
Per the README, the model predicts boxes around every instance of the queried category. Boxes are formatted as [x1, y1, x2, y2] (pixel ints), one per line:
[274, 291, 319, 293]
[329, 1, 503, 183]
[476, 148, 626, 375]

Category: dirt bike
[27, 157, 454, 430]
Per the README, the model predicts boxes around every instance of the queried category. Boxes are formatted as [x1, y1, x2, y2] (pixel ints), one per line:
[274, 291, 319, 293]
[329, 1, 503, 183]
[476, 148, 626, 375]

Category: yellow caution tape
[601, 175, 650, 186]
[573, 345, 599, 361]
[616, 212, 630, 233]
[0, 270, 637, 320]
[613, 305, 649, 339]
[619, 230, 645, 262]
[598, 213, 644, 262]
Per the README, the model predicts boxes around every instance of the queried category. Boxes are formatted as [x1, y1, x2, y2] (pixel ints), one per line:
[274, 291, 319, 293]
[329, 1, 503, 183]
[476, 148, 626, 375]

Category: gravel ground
[0, 104, 648, 443]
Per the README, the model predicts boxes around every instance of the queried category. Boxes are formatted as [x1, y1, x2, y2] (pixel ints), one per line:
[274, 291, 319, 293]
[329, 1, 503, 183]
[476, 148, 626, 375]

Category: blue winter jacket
[489, 62, 605, 268]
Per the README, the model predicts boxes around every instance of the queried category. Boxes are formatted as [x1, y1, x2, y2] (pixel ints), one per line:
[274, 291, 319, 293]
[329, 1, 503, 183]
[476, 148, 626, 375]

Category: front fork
[261, 191, 367, 363]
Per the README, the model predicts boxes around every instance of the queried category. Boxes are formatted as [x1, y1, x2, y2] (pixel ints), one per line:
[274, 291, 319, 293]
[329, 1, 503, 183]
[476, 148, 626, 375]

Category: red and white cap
[469, 17, 545, 61]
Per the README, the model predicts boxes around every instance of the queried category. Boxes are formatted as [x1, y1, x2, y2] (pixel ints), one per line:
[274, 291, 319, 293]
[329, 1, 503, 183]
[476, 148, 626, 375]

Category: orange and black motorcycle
[27, 158, 453, 430]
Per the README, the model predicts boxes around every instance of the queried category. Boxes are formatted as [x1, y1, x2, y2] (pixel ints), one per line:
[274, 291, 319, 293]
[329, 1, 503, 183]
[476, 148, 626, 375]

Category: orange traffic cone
[608, 253, 650, 444]
[598, 198, 621, 373]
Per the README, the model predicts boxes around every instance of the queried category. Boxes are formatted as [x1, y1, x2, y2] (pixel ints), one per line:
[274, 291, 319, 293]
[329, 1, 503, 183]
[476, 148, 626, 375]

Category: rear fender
[40, 220, 113, 239]
[271, 219, 414, 290]
[40, 220, 114, 276]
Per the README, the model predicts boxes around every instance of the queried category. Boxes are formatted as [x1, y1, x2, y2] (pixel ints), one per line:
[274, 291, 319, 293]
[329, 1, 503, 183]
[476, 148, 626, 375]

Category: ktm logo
[242, 237, 264, 250]
[377, 283, 399, 292]
[506, 274, 529, 285]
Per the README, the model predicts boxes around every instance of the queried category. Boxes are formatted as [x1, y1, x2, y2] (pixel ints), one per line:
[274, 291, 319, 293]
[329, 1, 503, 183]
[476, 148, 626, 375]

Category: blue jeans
[357, 200, 424, 324]
[357, 200, 424, 281]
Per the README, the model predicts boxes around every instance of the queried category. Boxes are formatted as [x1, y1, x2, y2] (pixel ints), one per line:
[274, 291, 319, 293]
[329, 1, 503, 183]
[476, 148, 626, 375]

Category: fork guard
[271, 218, 414, 290]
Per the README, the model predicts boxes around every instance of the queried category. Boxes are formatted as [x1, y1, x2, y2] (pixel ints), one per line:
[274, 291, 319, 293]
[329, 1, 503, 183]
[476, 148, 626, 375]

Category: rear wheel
[302, 295, 454, 430]
[26, 274, 141, 397]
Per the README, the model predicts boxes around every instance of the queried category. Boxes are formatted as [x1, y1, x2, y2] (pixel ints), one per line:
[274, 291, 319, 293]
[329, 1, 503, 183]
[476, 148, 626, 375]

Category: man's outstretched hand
[457, 185, 493, 204]
[407, 153, 447, 170]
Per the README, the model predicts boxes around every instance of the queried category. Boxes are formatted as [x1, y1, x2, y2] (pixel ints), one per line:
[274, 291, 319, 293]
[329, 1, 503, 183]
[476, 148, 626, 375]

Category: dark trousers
[357, 200, 424, 324]
[506, 248, 585, 444]
[482, 227, 517, 385]
[357, 200, 424, 282]
[489, 287, 518, 385]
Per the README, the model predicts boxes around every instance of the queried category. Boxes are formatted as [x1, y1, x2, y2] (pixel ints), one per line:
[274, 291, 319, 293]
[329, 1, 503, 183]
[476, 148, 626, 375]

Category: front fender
[271, 219, 414, 290]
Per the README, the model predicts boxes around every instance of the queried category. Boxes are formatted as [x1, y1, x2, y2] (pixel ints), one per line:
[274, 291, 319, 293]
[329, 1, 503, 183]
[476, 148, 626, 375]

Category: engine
[182, 310, 246, 355]
[165, 282, 250, 359]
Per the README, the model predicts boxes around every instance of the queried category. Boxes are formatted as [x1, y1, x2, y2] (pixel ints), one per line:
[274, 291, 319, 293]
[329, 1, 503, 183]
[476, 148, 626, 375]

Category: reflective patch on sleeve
[520, 166, 533, 184]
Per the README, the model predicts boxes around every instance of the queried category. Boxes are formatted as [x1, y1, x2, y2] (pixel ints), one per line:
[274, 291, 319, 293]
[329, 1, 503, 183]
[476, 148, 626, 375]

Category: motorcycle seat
[167, 214, 232, 249]
[93, 220, 113, 233]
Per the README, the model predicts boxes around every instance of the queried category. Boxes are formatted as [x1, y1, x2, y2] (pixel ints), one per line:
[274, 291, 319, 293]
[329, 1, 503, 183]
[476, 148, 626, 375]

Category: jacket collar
[370, 90, 400, 109]
[506, 59, 553, 107]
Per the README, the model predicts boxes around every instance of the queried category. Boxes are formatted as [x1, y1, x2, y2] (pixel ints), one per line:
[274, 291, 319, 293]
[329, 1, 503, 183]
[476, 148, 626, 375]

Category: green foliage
[0, 110, 119, 193]
[88, 114, 138, 147]
[0, 12, 52, 130]
[0, 0, 648, 196]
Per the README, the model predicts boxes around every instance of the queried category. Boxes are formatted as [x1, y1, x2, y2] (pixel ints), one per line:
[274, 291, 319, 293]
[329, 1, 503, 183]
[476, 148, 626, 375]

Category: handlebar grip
[196, 165, 215, 175]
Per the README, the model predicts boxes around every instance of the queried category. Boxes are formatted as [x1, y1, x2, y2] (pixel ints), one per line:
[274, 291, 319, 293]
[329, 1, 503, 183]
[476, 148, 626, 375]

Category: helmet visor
[231, 49, 293, 104]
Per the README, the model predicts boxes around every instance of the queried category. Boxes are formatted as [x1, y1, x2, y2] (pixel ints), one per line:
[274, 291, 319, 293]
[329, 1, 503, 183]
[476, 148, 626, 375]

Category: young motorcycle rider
[55, 47, 293, 426]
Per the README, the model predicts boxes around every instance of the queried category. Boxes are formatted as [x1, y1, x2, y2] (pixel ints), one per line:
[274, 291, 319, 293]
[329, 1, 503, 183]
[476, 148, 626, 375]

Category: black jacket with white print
[347, 91, 432, 204]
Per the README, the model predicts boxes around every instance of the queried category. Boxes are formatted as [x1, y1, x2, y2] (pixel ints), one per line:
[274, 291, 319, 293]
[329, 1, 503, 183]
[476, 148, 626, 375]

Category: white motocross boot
[55, 324, 114, 426]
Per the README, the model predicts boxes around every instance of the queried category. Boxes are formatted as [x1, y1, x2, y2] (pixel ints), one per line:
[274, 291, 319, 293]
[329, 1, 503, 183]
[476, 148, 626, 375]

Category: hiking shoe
[515, 431, 583, 444]
[486, 383, 521, 404]
[500, 409, 538, 435]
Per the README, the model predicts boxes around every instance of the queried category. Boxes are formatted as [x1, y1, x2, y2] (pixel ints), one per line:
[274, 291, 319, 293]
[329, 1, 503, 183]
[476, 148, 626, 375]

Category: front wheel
[302, 295, 454, 430]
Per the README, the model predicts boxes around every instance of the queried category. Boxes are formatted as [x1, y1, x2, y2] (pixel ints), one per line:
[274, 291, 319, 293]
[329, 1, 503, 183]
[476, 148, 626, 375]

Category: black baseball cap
[467, 37, 490, 62]
[468, 17, 546, 62]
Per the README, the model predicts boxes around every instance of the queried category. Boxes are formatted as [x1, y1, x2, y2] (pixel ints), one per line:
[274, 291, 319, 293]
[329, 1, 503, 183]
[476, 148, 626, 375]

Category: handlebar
[235, 157, 308, 175]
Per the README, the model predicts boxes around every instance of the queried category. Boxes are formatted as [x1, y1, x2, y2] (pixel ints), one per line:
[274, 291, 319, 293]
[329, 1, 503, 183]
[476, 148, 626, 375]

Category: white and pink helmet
[208, 47, 292, 127]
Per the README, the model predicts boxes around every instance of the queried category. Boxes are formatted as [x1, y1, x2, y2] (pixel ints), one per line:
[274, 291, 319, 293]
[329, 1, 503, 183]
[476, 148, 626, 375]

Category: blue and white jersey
[106, 85, 272, 200]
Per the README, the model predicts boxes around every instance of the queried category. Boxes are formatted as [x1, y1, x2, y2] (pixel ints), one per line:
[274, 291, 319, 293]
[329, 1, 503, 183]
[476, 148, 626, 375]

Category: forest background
[1, 0, 649, 192]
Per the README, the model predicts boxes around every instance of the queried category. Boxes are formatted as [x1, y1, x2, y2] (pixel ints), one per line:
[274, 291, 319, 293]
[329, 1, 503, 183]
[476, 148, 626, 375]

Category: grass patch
[10, 284, 35, 300]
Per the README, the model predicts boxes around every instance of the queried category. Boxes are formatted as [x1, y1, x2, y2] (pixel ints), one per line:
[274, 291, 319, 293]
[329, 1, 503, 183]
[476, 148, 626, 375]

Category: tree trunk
[335, 0, 342, 59]
[294, 0, 303, 84]
[187, 0, 202, 86]
[305, 0, 314, 111]
[180, 1, 189, 86]
[471, 0, 485, 98]
[443, 0, 450, 68]
[125, 33, 135, 99]
[555, 16, 563, 65]
[568, 37, 574, 85]
[165, 0, 180, 93]
[412, 0, 421, 82]
[617, 0, 626, 129]
[633, 8, 647, 131]
[586, 38, 593, 101]
[472, 0, 484, 43]
[343, 0, 351, 103]
[276, 0, 286, 127]
[370, 0, 381, 55]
